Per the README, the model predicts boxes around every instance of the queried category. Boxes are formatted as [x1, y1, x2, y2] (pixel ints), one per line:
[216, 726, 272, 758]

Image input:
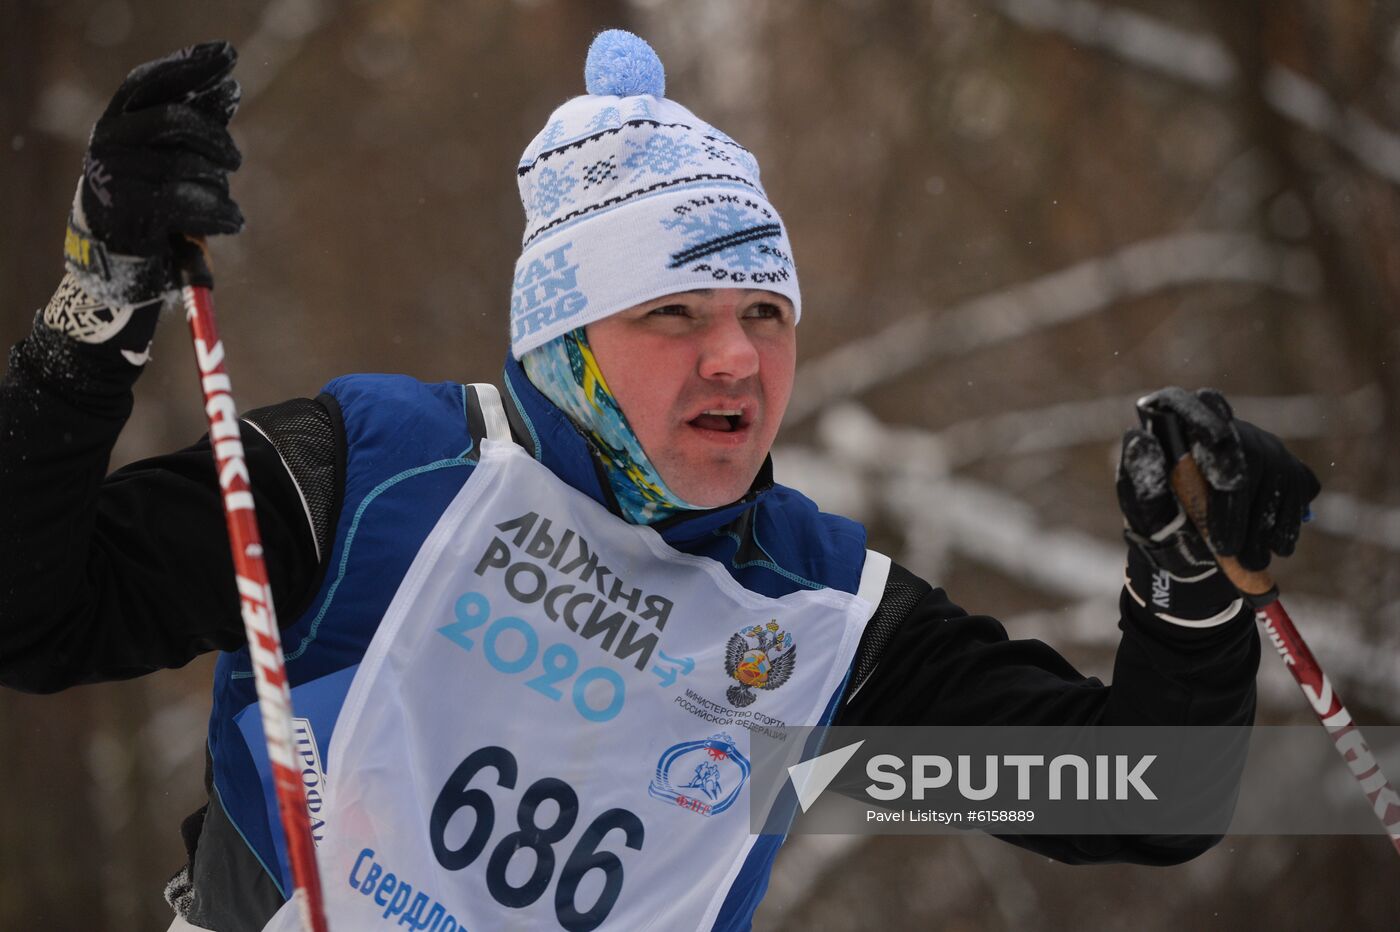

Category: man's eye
[744, 303, 783, 320]
[648, 305, 689, 317]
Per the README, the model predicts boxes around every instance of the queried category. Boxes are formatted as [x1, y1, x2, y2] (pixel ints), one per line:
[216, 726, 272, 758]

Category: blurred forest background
[3, 0, 1400, 928]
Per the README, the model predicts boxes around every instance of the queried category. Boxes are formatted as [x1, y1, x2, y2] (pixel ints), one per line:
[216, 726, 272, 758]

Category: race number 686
[430, 745, 645, 931]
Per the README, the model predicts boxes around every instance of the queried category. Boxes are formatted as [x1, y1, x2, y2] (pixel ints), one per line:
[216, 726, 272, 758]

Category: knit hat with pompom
[509, 29, 800, 357]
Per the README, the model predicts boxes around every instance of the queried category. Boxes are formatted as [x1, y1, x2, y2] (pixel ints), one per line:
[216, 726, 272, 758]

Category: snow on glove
[1135, 387, 1321, 572]
[55, 41, 243, 353]
[1116, 426, 1218, 579]
[1116, 419, 1240, 624]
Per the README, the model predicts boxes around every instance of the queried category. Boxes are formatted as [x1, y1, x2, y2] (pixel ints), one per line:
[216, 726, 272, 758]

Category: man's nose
[697, 316, 760, 381]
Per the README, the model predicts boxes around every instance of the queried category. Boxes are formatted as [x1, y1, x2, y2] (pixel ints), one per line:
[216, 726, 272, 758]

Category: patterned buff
[522, 329, 699, 525]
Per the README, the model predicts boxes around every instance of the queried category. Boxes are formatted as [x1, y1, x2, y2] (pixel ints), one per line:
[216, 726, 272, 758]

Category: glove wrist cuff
[63, 214, 173, 311]
[1124, 546, 1240, 625]
[39, 272, 161, 367]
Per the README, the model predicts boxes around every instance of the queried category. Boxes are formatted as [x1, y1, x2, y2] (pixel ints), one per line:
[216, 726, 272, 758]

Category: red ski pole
[178, 238, 331, 930]
[1162, 441, 1400, 856]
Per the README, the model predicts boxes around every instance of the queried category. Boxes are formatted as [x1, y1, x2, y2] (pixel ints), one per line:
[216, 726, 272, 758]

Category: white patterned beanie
[509, 29, 801, 358]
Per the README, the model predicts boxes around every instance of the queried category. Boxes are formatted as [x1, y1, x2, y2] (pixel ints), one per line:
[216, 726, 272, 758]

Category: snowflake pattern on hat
[662, 198, 789, 274]
[621, 134, 703, 179]
[527, 162, 578, 219]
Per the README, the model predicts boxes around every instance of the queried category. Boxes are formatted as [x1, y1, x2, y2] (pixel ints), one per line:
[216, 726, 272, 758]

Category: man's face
[585, 288, 796, 508]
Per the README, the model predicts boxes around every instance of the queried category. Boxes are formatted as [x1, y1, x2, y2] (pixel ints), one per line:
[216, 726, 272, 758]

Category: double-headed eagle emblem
[724, 621, 796, 707]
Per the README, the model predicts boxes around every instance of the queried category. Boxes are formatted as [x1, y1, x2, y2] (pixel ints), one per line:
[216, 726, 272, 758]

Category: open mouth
[688, 409, 747, 433]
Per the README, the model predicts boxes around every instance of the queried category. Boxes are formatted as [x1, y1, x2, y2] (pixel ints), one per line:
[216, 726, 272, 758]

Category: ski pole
[178, 237, 331, 930]
[1145, 409, 1400, 856]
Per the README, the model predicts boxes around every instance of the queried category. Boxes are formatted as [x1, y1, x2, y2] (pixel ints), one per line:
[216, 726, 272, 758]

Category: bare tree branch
[790, 232, 1318, 424]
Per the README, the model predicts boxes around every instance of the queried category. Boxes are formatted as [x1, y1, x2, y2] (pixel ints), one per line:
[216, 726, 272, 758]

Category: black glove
[1117, 421, 1238, 622]
[1130, 387, 1321, 572]
[63, 41, 243, 316]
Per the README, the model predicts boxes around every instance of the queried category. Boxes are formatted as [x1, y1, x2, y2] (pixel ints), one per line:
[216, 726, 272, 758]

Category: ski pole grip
[1165, 454, 1276, 599]
[1137, 405, 1277, 601]
[174, 235, 214, 289]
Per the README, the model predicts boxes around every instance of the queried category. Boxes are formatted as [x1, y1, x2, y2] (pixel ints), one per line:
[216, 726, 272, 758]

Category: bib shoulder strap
[856, 549, 892, 605]
[466, 383, 515, 445]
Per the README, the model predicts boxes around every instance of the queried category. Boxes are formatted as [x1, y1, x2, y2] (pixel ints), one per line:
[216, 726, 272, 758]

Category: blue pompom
[585, 29, 665, 98]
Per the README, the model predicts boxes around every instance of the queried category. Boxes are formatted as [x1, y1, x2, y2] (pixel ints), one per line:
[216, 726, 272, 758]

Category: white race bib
[263, 386, 887, 932]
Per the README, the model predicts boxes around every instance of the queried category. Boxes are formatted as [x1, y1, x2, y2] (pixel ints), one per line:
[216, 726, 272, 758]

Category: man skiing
[0, 32, 1319, 932]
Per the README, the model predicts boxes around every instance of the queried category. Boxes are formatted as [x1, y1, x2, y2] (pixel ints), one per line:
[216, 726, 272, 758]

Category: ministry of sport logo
[724, 621, 796, 708]
[648, 732, 751, 817]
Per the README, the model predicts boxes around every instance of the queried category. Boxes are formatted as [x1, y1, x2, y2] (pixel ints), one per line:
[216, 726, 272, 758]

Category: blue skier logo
[648, 733, 750, 817]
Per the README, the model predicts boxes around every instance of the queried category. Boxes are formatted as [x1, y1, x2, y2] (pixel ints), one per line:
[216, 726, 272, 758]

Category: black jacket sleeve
[0, 317, 324, 693]
[838, 562, 1260, 864]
